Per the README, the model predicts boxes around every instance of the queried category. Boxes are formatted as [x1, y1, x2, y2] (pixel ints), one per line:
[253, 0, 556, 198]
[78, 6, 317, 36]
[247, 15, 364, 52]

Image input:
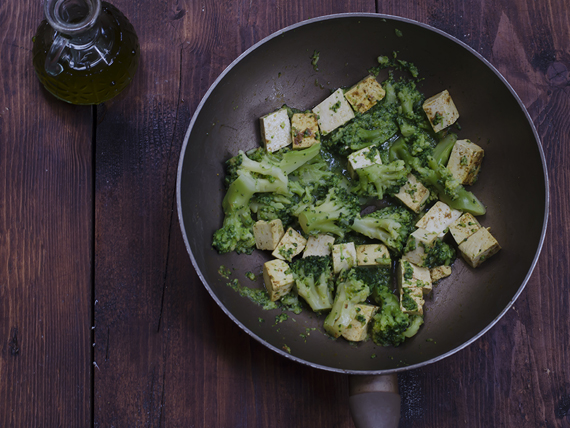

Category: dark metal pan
[176, 14, 548, 427]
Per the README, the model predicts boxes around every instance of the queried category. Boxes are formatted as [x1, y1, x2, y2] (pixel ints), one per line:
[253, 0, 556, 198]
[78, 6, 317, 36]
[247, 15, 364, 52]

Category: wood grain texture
[0, 1, 93, 427]
[94, 1, 374, 427]
[1, 0, 567, 427]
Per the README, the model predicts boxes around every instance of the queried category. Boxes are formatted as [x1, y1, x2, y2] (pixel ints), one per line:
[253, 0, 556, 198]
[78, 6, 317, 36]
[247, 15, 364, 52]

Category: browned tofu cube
[291, 112, 320, 149]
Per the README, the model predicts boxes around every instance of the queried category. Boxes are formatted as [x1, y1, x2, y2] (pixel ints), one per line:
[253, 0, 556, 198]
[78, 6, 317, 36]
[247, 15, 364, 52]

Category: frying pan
[176, 14, 548, 427]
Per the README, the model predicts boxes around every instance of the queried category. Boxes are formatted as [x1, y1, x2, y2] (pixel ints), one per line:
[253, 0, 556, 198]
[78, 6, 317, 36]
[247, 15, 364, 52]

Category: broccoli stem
[389, 138, 486, 216]
[432, 133, 457, 166]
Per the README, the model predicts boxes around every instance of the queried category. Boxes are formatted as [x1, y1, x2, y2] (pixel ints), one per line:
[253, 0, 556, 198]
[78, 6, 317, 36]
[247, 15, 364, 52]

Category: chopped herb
[218, 265, 232, 279]
[310, 50, 320, 71]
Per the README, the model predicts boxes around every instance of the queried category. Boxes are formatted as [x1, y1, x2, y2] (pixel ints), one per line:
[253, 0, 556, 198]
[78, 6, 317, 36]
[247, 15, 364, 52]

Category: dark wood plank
[0, 2, 93, 426]
[93, 1, 374, 427]
[376, 1, 570, 427]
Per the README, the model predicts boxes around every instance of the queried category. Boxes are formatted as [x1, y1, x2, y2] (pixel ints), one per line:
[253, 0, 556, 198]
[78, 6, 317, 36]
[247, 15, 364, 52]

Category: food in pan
[212, 54, 501, 347]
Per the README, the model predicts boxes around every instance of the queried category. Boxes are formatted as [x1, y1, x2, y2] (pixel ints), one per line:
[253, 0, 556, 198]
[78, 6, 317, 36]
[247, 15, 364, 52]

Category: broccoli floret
[422, 239, 456, 268]
[352, 159, 409, 199]
[351, 206, 415, 255]
[355, 266, 423, 347]
[403, 314, 424, 338]
[249, 193, 294, 226]
[432, 133, 457, 166]
[213, 145, 321, 254]
[324, 268, 370, 338]
[290, 256, 334, 312]
[370, 284, 410, 346]
[396, 81, 424, 119]
[389, 138, 486, 215]
[353, 266, 392, 306]
[298, 186, 360, 237]
[288, 152, 341, 215]
[324, 103, 399, 156]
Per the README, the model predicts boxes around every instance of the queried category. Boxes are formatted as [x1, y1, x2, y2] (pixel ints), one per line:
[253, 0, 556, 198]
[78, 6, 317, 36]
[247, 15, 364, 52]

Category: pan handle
[348, 374, 400, 428]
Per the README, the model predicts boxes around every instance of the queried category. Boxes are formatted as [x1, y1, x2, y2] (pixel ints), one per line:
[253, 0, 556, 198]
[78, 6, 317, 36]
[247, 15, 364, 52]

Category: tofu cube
[430, 265, 452, 283]
[312, 88, 355, 135]
[332, 242, 357, 274]
[341, 304, 379, 342]
[344, 75, 386, 114]
[291, 112, 320, 149]
[423, 90, 459, 132]
[394, 174, 430, 213]
[260, 108, 292, 152]
[272, 227, 307, 262]
[415, 201, 462, 237]
[397, 260, 431, 315]
[356, 244, 391, 267]
[263, 259, 295, 301]
[347, 146, 382, 179]
[402, 228, 440, 267]
[303, 234, 335, 257]
[449, 213, 482, 245]
[253, 219, 285, 251]
[458, 227, 501, 268]
[447, 139, 485, 185]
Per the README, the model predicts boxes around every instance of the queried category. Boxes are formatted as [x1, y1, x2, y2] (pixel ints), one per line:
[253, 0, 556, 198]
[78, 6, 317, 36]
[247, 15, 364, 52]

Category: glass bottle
[32, 0, 140, 105]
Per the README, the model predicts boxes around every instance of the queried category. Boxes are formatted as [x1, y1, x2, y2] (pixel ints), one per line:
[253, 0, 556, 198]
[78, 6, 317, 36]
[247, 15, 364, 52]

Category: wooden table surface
[1, 0, 567, 427]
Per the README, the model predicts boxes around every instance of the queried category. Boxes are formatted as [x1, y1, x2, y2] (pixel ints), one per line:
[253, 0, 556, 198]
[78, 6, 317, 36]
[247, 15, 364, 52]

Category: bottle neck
[45, 0, 102, 38]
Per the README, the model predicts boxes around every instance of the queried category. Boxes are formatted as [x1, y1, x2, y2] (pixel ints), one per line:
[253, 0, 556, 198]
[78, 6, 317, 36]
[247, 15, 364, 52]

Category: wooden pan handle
[349, 374, 400, 428]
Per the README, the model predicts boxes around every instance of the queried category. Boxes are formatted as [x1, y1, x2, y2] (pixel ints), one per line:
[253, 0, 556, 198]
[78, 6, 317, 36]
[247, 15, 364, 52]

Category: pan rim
[176, 12, 550, 375]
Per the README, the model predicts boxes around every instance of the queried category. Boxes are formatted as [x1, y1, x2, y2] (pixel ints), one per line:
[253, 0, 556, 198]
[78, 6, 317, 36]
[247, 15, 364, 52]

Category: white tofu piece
[291, 112, 320, 149]
[430, 265, 452, 283]
[272, 227, 307, 261]
[423, 90, 459, 132]
[312, 88, 355, 135]
[332, 242, 357, 274]
[397, 259, 431, 315]
[394, 174, 430, 213]
[356, 244, 391, 267]
[341, 304, 379, 342]
[402, 228, 440, 267]
[447, 139, 485, 185]
[415, 201, 462, 238]
[263, 259, 295, 301]
[449, 213, 482, 245]
[347, 147, 382, 179]
[260, 108, 292, 152]
[303, 234, 335, 257]
[253, 219, 284, 251]
[458, 227, 501, 268]
[344, 75, 386, 114]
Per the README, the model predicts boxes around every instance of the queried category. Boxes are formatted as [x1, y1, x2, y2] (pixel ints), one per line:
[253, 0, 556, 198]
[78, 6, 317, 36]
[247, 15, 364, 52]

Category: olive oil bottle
[32, 0, 139, 105]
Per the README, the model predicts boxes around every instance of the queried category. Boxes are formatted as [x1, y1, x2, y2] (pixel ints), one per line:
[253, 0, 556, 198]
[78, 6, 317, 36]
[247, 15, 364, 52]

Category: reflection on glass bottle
[32, 0, 140, 105]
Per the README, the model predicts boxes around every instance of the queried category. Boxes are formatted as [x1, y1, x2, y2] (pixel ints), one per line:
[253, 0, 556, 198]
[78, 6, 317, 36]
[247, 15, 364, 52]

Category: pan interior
[178, 15, 547, 373]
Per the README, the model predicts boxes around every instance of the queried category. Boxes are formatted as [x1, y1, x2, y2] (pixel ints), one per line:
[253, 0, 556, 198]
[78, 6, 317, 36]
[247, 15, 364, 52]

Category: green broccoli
[287, 152, 341, 216]
[423, 239, 456, 268]
[249, 193, 294, 226]
[290, 256, 334, 312]
[351, 159, 409, 199]
[213, 145, 321, 254]
[370, 283, 423, 346]
[298, 185, 360, 237]
[353, 266, 392, 305]
[324, 104, 399, 156]
[351, 206, 415, 255]
[324, 268, 370, 338]
[352, 266, 423, 346]
[389, 137, 486, 215]
[402, 234, 456, 268]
